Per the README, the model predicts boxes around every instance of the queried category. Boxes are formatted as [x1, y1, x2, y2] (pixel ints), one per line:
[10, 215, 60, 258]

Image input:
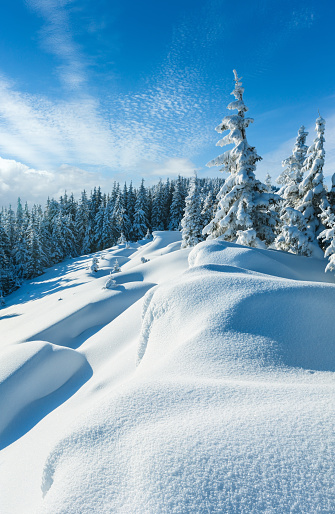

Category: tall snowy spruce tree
[276, 126, 309, 188]
[132, 180, 149, 241]
[318, 207, 335, 272]
[274, 126, 313, 256]
[203, 70, 278, 247]
[181, 174, 204, 248]
[296, 115, 329, 241]
[169, 176, 186, 231]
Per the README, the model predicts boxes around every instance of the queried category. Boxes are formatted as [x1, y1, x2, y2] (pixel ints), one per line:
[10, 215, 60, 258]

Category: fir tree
[133, 192, 149, 241]
[203, 70, 278, 246]
[113, 190, 131, 240]
[277, 126, 309, 186]
[94, 205, 105, 251]
[328, 173, 335, 214]
[90, 256, 99, 273]
[274, 126, 313, 255]
[13, 198, 29, 279]
[201, 188, 217, 230]
[265, 173, 272, 191]
[112, 259, 121, 273]
[127, 181, 136, 240]
[296, 115, 329, 239]
[151, 180, 165, 231]
[104, 272, 117, 289]
[169, 176, 186, 230]
[318, 208, 335, 273]
[26, 216, 45, 279]
[274, 207, 314, 256]
[181, 175, 204, 248]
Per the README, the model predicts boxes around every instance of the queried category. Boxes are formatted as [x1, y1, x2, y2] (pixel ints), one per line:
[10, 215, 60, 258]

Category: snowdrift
[0, 341, 90, 449]
[1, 234, 335, 513]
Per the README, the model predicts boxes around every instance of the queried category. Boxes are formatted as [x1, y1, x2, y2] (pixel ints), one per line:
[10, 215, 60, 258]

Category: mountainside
[1, 232, 335, 513]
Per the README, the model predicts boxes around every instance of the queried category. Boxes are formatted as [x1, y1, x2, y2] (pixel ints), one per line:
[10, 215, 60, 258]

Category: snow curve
[37, 241, 335, 513]
[0, 341, 90, 449]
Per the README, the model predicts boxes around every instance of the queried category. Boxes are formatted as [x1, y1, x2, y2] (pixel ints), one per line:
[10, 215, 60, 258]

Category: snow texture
[1, 232, 335, 513]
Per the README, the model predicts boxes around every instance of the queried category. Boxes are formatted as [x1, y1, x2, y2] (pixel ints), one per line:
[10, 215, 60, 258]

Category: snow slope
[1, 233, 335, 513]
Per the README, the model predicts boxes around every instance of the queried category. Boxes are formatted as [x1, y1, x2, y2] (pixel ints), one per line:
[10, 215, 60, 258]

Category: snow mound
[36, 241, 335, 513]
[0, 341, 90, 449]
[128, 231, 182, 264]
[189, 239, 335, 282]
[138, 240, 335, 375]
[28, 281, 153, 348]
[2, 237, 335, 513]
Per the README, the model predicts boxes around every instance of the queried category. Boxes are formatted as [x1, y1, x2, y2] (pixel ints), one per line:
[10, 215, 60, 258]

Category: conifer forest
[1, 71, 335, 299]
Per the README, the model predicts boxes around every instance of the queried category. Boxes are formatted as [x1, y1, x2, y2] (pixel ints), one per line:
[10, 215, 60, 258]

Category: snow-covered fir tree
[274, 126, 314, 255]
[203, 70, 278, 247]
[26, 212, 45, 279]
[318, 207, 335, 272]
[94, 205, 105, 251]
[151, 180, 166, 231]
[274, 207, 314, 256]
[200, 188, 217, 230]
[117, 232, 127, 245]
[101, 198, 116, 249]
[328, 173, 335, 214]
[169, 176, 186, 231]
[132, 180, 149, 241]
[144, 228, 152, 240]
[277, 126, 309, 187]
[90, 256, 99, 273]
[12, 198, 29, 279]
[181, 174, 204, 248]
[113, 190, 131, 241]
[112, 259, 121, 273]
[104, 272, 117, 289]
[265, 173, 272, 191]
[126, 182, 136, 240]
[296, 115, 329, 240]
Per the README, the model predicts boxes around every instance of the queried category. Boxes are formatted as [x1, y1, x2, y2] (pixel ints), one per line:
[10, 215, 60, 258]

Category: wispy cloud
[0, 42, 213, 178]
[27, 0, 87, 89]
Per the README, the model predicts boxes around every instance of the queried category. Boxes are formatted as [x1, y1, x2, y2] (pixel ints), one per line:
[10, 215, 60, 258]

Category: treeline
[2, 70, 335, 300]
[0, 176, 224, 297]
[180, 70, 335, 275]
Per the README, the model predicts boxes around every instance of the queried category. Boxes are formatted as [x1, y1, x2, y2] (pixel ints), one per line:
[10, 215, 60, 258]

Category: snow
[1, 232, 335, 513]
[0, 341, 89, 449]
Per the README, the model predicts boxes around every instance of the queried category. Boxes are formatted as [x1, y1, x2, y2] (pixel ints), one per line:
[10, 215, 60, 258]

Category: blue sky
[0, 0, 334, 205]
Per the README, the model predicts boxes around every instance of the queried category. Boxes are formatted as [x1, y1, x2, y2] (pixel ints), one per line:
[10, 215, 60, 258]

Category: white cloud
[0, 155, 201, 207]
[140, 157, 198, 178]
[0, 158, 117, 207]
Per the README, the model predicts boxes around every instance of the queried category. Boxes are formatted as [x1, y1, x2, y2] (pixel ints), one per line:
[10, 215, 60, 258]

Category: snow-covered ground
[1, 232, 335, 513]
